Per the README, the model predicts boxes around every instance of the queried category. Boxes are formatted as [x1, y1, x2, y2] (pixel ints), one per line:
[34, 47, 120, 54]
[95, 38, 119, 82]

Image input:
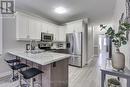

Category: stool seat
[5, 59, 20, 63]
[11, 63, 28, 70]
[20, 68, 43, 79]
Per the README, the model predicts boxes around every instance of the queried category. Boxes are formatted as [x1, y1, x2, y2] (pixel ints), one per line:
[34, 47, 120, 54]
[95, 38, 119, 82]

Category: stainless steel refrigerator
[66, 32, 82, 67]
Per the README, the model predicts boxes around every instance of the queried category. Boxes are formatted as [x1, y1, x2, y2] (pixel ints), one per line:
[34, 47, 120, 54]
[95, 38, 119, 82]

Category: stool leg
[30, 78, 34, 87]
[12, 63, 18, 81]
[19, 73, 22, 87]
[12, 62, 15, 81]
[12, 69, 15, 80]
[17, 74, 29, 87]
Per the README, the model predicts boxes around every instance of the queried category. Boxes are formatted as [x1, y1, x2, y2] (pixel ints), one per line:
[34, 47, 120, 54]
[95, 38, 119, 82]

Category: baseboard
[87, 58, 93, 64]
[0, 71, 11, 78]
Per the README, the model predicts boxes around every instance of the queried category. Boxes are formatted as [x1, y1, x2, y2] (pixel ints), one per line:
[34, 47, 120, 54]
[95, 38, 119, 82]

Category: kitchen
[0, 10, 89, 87]
[0, 0, 118, 87]
[15, 11, 88, 67]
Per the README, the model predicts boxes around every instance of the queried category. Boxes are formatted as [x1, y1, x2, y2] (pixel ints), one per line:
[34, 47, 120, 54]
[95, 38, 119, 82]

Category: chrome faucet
[30, 40, 36, 51]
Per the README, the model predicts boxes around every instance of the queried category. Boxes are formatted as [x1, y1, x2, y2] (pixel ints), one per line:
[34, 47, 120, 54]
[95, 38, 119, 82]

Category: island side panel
[51, 58, 69, 87]
[41, 64, 51, 87]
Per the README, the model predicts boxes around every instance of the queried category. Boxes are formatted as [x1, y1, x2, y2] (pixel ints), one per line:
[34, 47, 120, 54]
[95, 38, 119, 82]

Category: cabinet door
[16, 13, 29, 40]
[66, 24, 74, 33]
[35, 20, 42, 40]
[41, 22, 48, 33]
[29, 19, 42, 40]
[53, 25, 59, 41]
[47, 24, 58, 41]
[28, 19, 35, 40]
[58, 26, 66, 41]
[66, 21, 83, 34]
[46, 23, 53, 33]
[73, 22, 83, 32]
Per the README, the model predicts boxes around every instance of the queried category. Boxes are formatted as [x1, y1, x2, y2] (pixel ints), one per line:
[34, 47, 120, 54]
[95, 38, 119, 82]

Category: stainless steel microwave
[41, 32, 53, 42]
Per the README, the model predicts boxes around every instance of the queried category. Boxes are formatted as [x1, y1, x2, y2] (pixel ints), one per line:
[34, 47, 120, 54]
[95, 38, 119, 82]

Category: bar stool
[19, 68, 43, 87]
[5, 59, 21, 81]
[11, 63, 28, 71]
[5, 59, 20, 64]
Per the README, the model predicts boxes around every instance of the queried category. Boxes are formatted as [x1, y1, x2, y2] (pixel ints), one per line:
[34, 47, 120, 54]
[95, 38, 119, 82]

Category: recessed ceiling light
[54, 7, 67, 14]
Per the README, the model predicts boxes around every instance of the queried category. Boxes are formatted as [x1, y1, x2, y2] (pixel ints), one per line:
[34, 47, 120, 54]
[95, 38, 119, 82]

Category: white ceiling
[15, 0, 116, 24]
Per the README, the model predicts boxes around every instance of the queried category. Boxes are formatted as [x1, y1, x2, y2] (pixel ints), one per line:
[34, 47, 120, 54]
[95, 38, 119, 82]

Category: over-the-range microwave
[41, 32, 53, 42]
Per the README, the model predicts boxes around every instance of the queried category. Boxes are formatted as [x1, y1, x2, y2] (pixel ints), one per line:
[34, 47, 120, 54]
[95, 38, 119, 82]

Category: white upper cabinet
[35, 20, 42, 40]
[66, 24, 74, 33]
[48, 24, 59, 41]
[16, 12, 60, 41]
[74, 22, 83, 32]
[66, 20, 84, 33]
[41, 22, 48, 33]
[28, 19, 36, 40]
[16, 12, 42, 40]
[28, 18, 42, 40]
[16, 12, 29, 40]
[58, 26, 66, 41]
[16, 12, 87, 42]
[16, 12, 59, 41]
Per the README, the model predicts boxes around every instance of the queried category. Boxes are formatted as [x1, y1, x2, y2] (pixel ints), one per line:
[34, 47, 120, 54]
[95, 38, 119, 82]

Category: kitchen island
[7, 49, 71, 87]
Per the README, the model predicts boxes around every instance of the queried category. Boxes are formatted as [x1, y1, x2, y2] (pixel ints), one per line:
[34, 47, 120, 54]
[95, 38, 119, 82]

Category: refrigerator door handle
[67, 43, 70, 48]
[72, 35, 74, 54]
[72, 43, 74, 52]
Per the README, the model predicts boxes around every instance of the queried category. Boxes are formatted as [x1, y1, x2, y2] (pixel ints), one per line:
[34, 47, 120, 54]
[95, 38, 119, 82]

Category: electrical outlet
[33, 78, 36, 82]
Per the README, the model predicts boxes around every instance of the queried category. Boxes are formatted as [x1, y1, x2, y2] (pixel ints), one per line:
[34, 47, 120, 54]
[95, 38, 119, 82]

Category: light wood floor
[0, 57, 101, 87]
[69, 57, 100, 87]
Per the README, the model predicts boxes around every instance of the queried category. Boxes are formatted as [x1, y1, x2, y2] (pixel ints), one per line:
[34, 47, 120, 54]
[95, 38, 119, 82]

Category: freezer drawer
[69, 55, 82, 67]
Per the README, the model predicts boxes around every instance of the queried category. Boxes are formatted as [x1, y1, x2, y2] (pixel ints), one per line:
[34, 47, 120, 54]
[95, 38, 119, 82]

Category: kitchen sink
[30, 50, 45, 54]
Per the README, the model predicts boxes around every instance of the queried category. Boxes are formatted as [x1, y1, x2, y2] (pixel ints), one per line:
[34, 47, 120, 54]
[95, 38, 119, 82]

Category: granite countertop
[7, 49, 71, 66]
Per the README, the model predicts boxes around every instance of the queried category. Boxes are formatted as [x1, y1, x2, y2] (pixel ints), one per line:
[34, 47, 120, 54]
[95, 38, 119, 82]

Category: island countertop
[7, 49, 71, 66]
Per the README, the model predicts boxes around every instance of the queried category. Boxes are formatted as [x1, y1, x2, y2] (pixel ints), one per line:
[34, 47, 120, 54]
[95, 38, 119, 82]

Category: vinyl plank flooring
[69, 58, 100, 87]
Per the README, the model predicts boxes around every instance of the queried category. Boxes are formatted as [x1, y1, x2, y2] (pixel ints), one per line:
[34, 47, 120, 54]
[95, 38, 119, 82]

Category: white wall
[112, 0, 130, 69]
[87, 24, 94, 63]
[3, 16, 28, 53]
[0, 16, 29, 76]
